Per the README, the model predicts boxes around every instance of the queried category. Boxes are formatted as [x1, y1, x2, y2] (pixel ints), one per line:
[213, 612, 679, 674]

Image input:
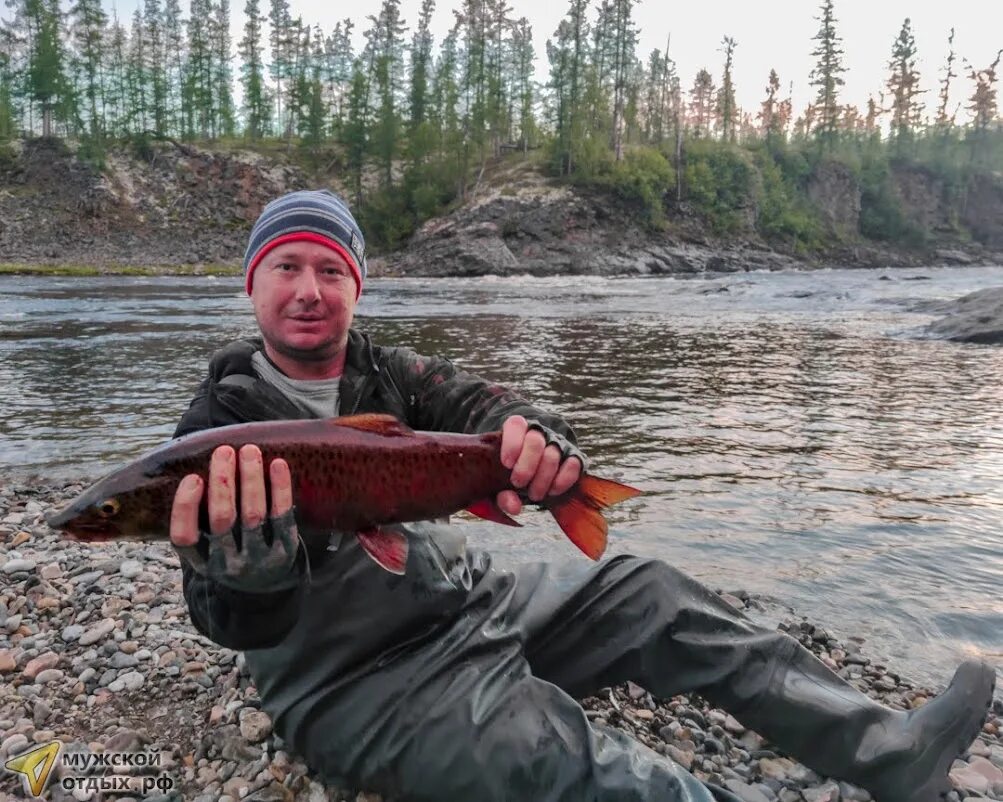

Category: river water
[1, 267, 1001, 692]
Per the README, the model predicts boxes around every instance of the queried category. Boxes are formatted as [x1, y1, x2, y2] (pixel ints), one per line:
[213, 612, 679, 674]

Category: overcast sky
[118, 0, 1002, 123]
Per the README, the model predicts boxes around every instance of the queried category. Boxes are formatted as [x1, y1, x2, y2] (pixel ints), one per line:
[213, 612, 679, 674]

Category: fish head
[46, 469, 177, 542]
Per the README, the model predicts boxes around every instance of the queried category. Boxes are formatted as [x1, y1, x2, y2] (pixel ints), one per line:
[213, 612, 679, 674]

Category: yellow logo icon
[4, 740, 62, 797]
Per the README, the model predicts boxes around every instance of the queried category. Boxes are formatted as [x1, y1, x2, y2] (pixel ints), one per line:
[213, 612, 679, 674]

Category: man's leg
[287, 627, 738, 802]
[524, 555, 995, 802]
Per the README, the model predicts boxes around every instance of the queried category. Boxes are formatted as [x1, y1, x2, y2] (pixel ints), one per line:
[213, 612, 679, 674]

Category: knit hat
[243, 189, 367, 298]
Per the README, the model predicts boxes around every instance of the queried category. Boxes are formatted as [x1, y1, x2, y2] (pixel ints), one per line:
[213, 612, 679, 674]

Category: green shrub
[681, 139, 753, 234]
[581, 148, 674, 226]
[754, 151, 821, 246]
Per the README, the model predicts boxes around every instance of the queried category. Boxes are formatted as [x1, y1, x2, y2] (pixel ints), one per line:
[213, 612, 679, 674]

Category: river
[1, 266, 1001, 692]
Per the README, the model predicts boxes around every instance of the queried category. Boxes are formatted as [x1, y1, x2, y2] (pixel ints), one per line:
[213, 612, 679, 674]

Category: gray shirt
[251, 351, 341, 419]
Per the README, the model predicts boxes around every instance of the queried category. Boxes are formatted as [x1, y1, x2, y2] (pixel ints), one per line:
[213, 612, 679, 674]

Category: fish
[45, 414, 642, 574]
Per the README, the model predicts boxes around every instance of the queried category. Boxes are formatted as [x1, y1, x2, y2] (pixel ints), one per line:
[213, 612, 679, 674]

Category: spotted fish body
[46, 414, 642, 573]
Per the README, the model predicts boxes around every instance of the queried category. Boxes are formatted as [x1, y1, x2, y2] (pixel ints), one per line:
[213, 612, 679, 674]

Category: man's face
[251, 240, 359, 362]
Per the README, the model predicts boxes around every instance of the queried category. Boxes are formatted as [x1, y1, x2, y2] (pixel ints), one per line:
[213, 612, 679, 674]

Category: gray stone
[119, 559, 144, 578]
[240, 710, 273, 743]
[802, 782, 840, 802]
[120, 671, 145, 690]
[724, 779, 772, 802]
[922, 287, 1003, 344]
[2, 559, 36, 574]
[61, 624, 84, 642]
[111, 652, 140, 669]
[78, 618, 116, 646]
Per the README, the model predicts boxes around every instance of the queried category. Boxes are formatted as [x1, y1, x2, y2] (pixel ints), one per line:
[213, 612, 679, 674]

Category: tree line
[1, 0, 1001, 249]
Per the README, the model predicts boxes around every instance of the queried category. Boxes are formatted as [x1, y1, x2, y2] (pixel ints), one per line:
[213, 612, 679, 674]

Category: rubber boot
[734, 643, 996, 802]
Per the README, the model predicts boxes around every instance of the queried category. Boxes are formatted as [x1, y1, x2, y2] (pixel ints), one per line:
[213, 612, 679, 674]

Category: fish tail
[547, 475, 642, 561]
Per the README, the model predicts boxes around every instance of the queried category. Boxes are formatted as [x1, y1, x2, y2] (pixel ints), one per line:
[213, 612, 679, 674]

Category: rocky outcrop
[962, 174, 1003, 249]
[0, 138, 307, 265]
[384, 179, 806, 278]
[891, 165, 957, 237]
[807, 161, 860, 236]
[917, 287, 1003, 344]
[2, 139, 1002, 275]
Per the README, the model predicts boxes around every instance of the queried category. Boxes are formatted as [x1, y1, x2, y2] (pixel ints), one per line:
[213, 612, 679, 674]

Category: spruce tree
[809, 0, 845, 151]
[238, 0, 269, 138]
[717, 35, 737, 142]
[689, 68, 715, 138]
[934, 28, 957, 136]
[70, 0, 106, 137]
[143, 0, 167, 134]
[886, 17, 922, 156]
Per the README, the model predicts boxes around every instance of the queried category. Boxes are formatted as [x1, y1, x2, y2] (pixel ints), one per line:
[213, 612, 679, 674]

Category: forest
[1, 0, 1001, 251]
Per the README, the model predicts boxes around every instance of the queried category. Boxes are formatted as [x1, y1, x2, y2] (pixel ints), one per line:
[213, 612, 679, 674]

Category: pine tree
[689, 68, 715, 138]
[186, 0, 213, 137]
[809, 0, 846, 151]
[759, 69, 782, 145]
[409, 0, 434, 129]
[212, 0, 235, 137]
[238, 0, 269, 138]
[935, 28, 957, 136]
[886, 17, 922, 155]
[608, 0, 636, 160]
[367, 0, 407, 188]
[104, 10, 129, 135]
[717, 35, 737, 142]
[0, 30, 18, 139]
[342, 58, 369, 207]
[967, 50, 1002, 165]
[143, 0, 167, 134]
[26, 0, 72, 136]
[162, 0, 184, 134]
[511, 16, 534, 151]
[70, 0, 106, 137]
[268, 0, 291, 135]
[324, 19, 353, 130]
[127, 8, 148, 133]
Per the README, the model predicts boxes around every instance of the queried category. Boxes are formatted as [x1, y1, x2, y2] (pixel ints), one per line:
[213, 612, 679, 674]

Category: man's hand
[497, 415, 583, 516]
[170, 444, 303, 592]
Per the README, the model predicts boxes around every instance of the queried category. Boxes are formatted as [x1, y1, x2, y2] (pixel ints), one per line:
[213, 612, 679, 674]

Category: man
[170, 189, 994, 802]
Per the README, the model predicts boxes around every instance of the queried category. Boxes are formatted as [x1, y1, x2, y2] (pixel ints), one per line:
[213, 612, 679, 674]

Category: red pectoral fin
[356, 527, 409, 575]
[465, 498, 523, 528]
[332, 414, 415, 437]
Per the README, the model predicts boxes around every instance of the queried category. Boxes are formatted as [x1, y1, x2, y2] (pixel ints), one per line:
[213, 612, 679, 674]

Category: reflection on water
[1, 268, 1002, 693]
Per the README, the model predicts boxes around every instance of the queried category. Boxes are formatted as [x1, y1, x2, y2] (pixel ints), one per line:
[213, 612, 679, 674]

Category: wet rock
[921, 287, 1003, 344]
[802, 782, 840, 802]
[724, 779, 772, 802]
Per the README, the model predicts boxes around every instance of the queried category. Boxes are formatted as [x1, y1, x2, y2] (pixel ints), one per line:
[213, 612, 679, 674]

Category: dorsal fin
[331, 413, 415, 437]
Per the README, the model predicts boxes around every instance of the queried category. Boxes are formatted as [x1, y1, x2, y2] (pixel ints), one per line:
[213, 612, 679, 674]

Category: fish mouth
[62, 523, 122, 542]
[45, 507, 120, 541]
[44, 505, 76, 530]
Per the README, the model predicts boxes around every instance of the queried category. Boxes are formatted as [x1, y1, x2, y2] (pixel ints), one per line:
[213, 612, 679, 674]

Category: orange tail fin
[548, 475, 642, 560]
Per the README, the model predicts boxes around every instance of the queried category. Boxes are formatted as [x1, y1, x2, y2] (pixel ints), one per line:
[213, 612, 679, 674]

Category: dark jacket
[174, 328, 582, 652]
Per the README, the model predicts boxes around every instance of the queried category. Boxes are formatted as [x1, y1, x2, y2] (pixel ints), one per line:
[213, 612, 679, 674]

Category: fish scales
[46, 414, 642, 573]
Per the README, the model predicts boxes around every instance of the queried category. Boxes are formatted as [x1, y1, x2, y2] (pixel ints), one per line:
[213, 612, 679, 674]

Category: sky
[119, 0, 1003, 124]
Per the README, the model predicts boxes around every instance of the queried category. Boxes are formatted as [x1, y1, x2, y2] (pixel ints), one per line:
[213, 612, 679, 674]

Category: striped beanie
[243, 189, 367, 298]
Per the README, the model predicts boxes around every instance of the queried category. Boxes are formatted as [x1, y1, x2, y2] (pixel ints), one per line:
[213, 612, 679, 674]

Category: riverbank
[3, 138, 1003, 279]
[0, 264, 241, 277]
[2, 480, 1000, 802]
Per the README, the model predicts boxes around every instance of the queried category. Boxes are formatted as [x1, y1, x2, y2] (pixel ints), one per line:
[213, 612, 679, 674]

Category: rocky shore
[3, 139, 1002, 278]
[2, 479, 1001, 802]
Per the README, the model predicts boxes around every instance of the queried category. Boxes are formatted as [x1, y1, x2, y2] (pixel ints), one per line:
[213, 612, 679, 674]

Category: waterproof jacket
[173, 328, 583, 653]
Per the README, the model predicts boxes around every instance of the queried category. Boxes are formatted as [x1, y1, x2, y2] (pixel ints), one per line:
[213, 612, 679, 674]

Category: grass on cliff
[0, 263, 242, 277]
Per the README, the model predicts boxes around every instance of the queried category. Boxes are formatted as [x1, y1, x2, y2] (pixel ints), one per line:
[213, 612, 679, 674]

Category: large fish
[46, 414, 641, 574]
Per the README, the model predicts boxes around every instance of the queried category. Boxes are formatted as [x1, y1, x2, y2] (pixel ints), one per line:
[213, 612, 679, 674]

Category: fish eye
[97, 499, 121, 518]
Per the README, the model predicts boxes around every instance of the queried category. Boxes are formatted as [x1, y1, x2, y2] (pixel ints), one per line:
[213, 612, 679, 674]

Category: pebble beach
[2, 479, 1001, 802]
